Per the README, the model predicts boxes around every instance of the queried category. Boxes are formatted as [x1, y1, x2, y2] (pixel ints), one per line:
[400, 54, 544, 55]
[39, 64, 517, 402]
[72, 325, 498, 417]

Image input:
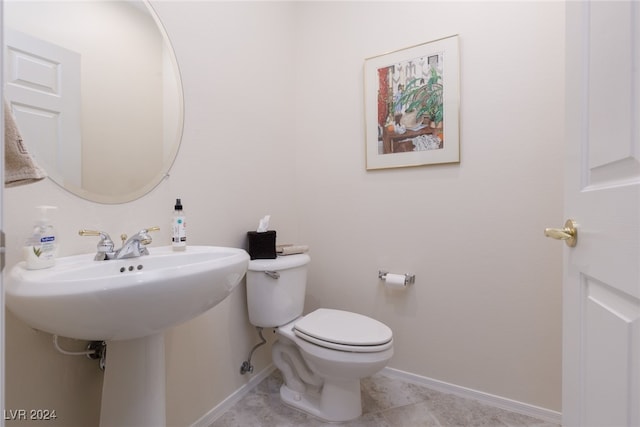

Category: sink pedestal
[100, 333, 166, 427]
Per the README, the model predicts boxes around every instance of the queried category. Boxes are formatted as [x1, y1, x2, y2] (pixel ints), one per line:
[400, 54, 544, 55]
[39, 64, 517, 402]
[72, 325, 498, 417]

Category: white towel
[4, 99, 47, 187]
[276, 244, 309, 256]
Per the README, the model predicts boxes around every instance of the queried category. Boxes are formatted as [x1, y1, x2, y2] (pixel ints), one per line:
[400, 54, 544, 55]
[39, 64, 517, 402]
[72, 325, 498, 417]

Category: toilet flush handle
[264, 270, 280, 279]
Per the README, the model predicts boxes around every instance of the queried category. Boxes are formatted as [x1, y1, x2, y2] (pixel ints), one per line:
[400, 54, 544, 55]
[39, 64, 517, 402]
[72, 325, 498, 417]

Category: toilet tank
[246, 253, 310, 327]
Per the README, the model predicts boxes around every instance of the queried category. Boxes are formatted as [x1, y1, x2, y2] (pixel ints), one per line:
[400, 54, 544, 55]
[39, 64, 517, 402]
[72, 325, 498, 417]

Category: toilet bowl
[245, 254, 394, 422]
[273, 309, 393, 421]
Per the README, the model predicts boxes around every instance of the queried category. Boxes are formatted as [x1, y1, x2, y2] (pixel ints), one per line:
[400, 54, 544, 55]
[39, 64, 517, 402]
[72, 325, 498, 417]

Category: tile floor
[210, 370, 560, 427]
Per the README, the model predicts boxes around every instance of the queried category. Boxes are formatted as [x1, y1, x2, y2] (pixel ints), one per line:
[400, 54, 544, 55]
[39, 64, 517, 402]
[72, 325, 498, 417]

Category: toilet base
[280, 378, 362, 422]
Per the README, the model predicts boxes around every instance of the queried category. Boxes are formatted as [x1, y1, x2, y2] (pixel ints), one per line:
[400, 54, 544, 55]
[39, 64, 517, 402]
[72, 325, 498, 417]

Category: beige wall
[293, 1, 564, 412]
[3, 2, 564, 426]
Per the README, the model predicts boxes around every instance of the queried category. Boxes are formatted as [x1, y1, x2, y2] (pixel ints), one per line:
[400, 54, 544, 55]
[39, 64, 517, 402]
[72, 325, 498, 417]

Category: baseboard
[381, 367, 562, 425]
[190, 364, 277, 427]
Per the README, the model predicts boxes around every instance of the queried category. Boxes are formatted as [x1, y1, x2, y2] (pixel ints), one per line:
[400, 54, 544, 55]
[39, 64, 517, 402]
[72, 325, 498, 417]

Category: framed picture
[364, 35, 460, 170]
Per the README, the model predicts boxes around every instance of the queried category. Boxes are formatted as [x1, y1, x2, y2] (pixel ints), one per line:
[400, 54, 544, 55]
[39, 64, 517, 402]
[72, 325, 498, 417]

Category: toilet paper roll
[384, 273, 407, 289]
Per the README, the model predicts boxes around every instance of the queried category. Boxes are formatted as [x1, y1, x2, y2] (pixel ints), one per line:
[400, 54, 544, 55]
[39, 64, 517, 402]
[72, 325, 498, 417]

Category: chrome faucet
[79, 227, 160, 261]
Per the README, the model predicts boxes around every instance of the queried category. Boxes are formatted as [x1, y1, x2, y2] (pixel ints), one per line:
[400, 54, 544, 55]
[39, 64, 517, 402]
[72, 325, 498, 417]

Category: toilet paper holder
[378, 270, 415, 286]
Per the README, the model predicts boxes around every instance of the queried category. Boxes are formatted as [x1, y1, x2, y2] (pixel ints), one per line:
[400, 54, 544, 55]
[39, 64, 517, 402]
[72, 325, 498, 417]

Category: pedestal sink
[6, 245, 249, 427]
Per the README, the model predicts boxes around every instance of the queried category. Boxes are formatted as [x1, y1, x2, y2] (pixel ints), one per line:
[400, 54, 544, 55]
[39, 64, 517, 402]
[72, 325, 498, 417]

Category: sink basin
[6, 245, 249, 340]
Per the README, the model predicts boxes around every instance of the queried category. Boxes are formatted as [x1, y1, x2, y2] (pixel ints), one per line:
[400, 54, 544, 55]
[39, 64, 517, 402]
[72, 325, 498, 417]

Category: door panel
[583, 277, 640, 426]
[587, 1, 635, 172]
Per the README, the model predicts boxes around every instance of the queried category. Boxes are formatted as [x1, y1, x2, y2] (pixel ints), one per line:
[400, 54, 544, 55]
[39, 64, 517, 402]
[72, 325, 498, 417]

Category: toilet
[246, 253, 394, 422]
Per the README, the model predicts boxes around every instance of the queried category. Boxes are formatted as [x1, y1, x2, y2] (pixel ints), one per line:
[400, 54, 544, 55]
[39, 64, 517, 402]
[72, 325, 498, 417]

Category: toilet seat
[293, 308, 393, 353]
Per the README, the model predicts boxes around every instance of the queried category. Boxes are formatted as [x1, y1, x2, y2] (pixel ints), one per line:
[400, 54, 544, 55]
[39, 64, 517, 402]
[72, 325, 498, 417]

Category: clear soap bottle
[172, 198, 186, 251]
[24, 205, 58, 269]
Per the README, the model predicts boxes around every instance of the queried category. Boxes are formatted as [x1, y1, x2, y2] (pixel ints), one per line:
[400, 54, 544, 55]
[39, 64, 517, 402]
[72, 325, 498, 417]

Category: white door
[560, 1, 640, 426]
[4, 29, 81, 188]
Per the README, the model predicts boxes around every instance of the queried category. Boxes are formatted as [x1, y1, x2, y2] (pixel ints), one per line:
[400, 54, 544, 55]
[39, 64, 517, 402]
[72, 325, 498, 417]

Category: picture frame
[364, 35, 460, 170]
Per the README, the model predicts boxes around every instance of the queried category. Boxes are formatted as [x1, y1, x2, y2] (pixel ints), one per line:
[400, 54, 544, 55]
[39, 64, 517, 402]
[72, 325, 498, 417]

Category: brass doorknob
[544, 219, 578, 247]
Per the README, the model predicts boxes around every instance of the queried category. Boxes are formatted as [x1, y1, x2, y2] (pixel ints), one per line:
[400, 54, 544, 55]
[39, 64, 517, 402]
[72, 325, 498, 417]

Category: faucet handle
[78, 229, 103, 237]
[79, 229, 115, 260]
[140, 227, 160, 243]
[133, 227, 160, 247]
[79, 229, 113, 243]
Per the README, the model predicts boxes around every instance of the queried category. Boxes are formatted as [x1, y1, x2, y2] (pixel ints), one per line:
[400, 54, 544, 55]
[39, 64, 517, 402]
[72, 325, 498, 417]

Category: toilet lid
[293, 308, 393, 352]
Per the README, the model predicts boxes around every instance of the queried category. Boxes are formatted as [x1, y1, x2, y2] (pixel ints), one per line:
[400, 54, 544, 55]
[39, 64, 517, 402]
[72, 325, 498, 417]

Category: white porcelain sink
[6, 245, 249, 341]
[6, 245, 249, 427]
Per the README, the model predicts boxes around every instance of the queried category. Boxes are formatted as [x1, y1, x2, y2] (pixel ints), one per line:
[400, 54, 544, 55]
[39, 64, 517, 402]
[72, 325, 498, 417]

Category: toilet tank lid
[248, 253, 310, 271]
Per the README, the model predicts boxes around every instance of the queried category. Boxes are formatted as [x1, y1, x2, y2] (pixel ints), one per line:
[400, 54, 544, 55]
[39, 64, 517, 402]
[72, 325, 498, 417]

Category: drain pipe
[240, 327, 266, 375]
[53, 335, 107, 370]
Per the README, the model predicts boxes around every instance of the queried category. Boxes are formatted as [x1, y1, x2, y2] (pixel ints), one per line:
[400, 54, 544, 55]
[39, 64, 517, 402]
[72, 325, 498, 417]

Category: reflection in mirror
[4, 1, 183, 203]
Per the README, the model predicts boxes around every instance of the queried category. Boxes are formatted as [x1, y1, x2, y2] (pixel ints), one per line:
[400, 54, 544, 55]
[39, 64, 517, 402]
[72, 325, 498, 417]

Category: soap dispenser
[24, 205, 58, 270]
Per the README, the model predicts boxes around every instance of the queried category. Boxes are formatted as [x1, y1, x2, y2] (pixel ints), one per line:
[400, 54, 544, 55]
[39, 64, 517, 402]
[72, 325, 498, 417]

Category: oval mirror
[4, 1, 183, 204]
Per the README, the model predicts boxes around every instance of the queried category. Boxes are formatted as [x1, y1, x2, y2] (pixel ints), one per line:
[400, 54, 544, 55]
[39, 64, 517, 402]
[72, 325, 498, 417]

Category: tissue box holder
[247, 230, 276, 260]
